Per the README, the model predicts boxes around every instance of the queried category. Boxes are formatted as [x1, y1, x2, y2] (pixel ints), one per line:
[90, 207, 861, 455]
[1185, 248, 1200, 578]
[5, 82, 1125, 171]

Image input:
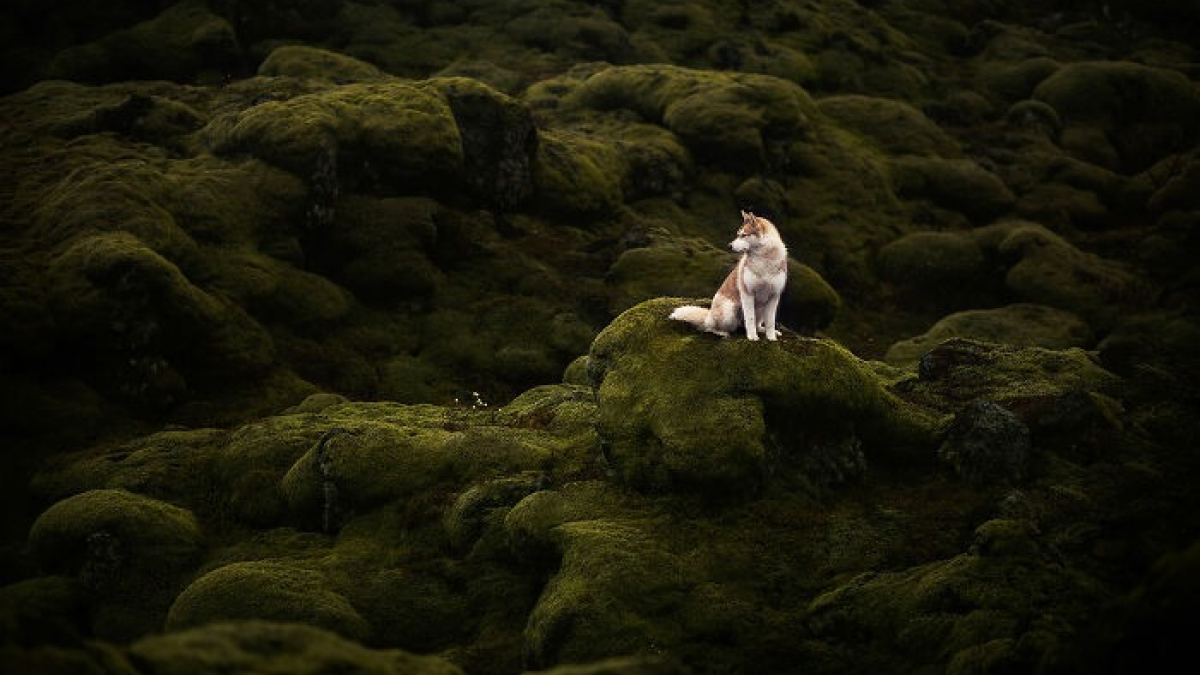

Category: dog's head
[731, 210, 774, 252]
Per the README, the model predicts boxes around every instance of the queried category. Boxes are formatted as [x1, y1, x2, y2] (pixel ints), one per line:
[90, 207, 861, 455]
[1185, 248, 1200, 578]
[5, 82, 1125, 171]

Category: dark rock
[939, 399, 1031, 485]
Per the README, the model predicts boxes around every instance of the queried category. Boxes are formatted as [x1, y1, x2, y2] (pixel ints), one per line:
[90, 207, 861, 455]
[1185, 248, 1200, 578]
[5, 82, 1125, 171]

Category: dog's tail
[669, 305, 710, 330]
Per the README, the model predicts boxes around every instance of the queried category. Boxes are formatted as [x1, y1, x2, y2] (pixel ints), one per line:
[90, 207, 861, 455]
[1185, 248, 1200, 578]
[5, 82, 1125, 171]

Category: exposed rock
[938, 399, 1032, 485]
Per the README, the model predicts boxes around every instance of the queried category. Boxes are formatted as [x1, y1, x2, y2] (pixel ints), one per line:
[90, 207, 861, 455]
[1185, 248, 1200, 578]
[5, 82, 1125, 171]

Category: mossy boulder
[166, 561, 370, 640]
[984, 221, 1147, 329]
[425, 77, 539, 210]
[899, 338, 1122, 418]
[28, 428, 227, 511]
[877, 231, 991, 308]
[818, 95, 959, 157]
[46, 231, 275, 401]
[885, 304, 1093, 365]
[28, 489, 203, 577]
[532, 129, 625, 218]
[27, 489, 204, 639]
[257, 45, 392, 83]
[562, 64, 817, 170]
[276, 394, 599, 531]
[587, 298, 939, 497]
[320, 196, 443, 301]
[1032, 61, 1200, 171]
[200, 81, 464, 196]
[45, 0, 240, 85]
[504, 482, 688, 667]
[937, 399, 1032, 486]
[803, 537, 1093, 674]
[132, 620, 464, 675]
[890, 157, 1016, 221]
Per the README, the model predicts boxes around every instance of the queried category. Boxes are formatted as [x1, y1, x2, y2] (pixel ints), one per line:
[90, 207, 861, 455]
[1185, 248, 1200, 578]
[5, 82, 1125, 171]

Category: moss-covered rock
[425, 76, 539, 210]
[320, 196, 443, 301]
[877, 231, 991, 309]
[938, 399, 1032, 485]
[504, 482, 688, 667]
[166, 561, 370, 640]
[28, 489, 203, 577]
[890, 156, 1016, 221]
[532, 129, 625, 218]
[899, 338, 1122, 414]
[132, 620, 464, 675]
[273, 392, 598, 532]
[46, 231, 275, 405]
[885, 304, 1093, 365]
[562, 64, 817, 170]
[1032, 61, 1200, 171]
[588, 298, 939, 497]
[28, 428, 226, 512]
[27, 489, 204, 639]
[818, 95, 959, 157]
[984, 221, 1147, 329]
[803, 540, 1094, 674]
[200, 81, 464, 196]
[257, 45, 392, 83]
[45, 0, 240, 85]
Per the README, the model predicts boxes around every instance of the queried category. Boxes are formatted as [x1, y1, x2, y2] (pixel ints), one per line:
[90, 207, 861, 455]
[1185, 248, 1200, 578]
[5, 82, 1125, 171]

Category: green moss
[258, 45, 392, 83]
[804, 546, 1093, 674]
[166, 561, 369, 640]
[501, 482, 687, 667]
[818, 95, 959, 157]
[562, 64, 816, 169]
[29, 428, 226, 512]
[201, 82, 464, 194]
[985, 221, 1147, 329]
[47, 231, 276, 386]
[29, 489, 203, 574]
[322, 196, 443, 301]
[27, 489, 204, 639]
[132, 620, 464, 675]
[877, 231, 989, 306]
[890, 156, 1015, 221]
[532, 129, 625, 218]
[588, 298, 939, 497]
[885, 304, 1093, 365]
[1032, 61, 1200, 171]
[45, 0, 238, 84]
[904, 337, 1122, 410]
[421, 77, 539, 210]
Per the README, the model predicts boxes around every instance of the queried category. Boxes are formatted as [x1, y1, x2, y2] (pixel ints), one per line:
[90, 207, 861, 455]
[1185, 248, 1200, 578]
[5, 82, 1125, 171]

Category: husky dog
[669, 210, 788, 340]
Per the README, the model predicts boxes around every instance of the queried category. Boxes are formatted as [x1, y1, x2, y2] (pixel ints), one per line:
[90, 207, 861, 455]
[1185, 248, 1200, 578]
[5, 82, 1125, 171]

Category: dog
[669, 210, 788, 340]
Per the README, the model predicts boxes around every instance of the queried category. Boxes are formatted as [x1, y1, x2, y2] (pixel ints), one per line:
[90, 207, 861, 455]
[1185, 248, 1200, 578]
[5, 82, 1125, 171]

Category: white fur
[669, 211, 788, 340]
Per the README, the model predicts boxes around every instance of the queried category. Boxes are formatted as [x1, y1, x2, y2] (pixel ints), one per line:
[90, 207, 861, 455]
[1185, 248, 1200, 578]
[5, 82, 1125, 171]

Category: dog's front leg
[740, 292, 759, 340]
[762, 294, 781, 340]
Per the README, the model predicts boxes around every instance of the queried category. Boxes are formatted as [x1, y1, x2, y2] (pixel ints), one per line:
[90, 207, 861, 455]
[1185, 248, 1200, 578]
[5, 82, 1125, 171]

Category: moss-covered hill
[2, 1, 1198, 674]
